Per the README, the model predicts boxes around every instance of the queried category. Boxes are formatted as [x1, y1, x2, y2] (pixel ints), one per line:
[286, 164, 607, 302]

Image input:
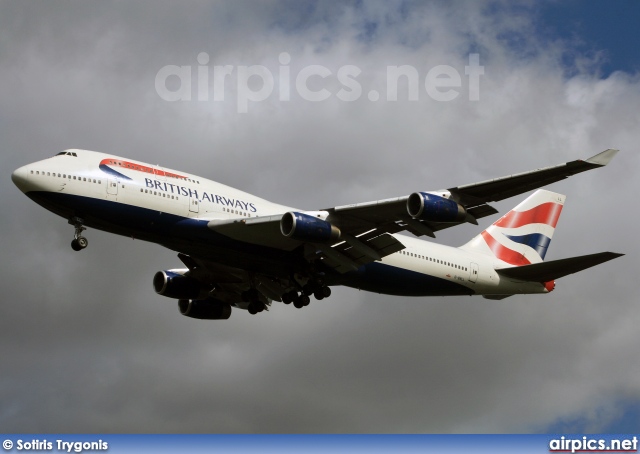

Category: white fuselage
[12, 149, 550, 298]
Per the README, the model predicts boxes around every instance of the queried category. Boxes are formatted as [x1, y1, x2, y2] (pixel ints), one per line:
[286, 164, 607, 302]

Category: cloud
[1, 1, 638, 432]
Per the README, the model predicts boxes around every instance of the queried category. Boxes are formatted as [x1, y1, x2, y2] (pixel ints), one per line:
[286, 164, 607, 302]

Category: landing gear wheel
[313, 286, 331, 300]
[69, 216, 88, 251]
[71, 236, 88, 251]
[293, 297, 304, 309]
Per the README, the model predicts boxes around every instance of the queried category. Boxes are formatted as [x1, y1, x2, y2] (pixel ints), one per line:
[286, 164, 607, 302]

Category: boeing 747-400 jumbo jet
[12, 149, 622, 319]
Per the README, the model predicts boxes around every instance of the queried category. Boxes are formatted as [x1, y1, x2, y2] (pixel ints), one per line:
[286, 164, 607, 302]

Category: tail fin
[459, 189, 565, 265]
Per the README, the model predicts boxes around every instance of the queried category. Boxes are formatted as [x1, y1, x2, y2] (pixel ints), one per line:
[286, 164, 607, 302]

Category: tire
[322, 286, 332, 298]
[301, 295, 310, 306]
[293, 298, 304, 309]
[71, 239, 82, 251]
[76, 236, 88, 249]
[314, 290, 324, 300]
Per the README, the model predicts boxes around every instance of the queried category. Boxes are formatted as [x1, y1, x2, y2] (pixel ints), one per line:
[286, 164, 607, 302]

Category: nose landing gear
[69, 217, 88, 251]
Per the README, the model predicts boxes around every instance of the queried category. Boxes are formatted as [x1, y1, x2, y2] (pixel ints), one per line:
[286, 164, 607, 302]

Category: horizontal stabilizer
[496, 252, 624, 282]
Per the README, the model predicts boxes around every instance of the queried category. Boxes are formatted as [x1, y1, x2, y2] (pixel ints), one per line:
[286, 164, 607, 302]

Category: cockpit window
[54, 151, 78, 157]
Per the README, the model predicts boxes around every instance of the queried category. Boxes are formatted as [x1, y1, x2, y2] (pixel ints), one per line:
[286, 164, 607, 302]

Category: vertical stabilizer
[459, 189, 565, 265]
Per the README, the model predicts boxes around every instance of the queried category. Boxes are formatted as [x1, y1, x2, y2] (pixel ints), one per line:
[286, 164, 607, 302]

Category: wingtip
[586, 148, 619, 166]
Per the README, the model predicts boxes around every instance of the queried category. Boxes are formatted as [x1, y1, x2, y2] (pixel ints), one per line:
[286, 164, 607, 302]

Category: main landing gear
[242, 289, 267, 315]
[281, 282, 332, 309]
[69, 216, 88, 251]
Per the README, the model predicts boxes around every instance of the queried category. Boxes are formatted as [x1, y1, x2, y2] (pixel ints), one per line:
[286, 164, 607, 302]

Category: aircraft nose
[11, 165, 30, 192]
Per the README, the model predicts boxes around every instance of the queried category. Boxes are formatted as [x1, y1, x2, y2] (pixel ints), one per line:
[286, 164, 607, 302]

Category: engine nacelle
[280, 211, 341, 242]
[178, 298, 232, 320]
[153, 270, 206, 300]
[407, 192, 467, 222]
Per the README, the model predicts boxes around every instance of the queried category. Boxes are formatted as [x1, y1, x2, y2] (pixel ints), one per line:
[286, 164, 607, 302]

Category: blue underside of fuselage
[25, 191, 473, 297]
[340, 261, 474, 296]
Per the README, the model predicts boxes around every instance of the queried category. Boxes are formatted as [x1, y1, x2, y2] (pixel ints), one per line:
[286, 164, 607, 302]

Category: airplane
[12, 148, 623, 319]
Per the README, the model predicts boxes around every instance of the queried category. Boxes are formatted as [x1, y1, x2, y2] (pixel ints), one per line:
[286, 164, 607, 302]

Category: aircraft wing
[207, 149, 617, 273]
[324, 149, 618, 238]
[176, 253, 288, 304]
[207, 215, 406, 273]
[449, 148, 619, 205]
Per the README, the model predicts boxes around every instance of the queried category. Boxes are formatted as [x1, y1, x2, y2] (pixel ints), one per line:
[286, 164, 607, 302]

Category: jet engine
[280, 211, 341, 242]
[407, 192, 467, 222]
[153, 270, 207, 300]
[178, 298, 232, 320]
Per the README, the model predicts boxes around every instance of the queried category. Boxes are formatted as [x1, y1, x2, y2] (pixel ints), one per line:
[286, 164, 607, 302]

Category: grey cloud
[1, 1, 638, 433]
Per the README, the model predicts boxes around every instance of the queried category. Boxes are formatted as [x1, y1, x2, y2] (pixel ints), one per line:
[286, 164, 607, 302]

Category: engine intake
[153, 270, 205, 300]
[280, 212, 341, 242]
[178, 298, 232, 320]
[407, 192, 467, 222]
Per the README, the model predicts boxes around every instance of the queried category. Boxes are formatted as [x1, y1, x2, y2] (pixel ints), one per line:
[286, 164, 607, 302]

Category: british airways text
[144, 178, 257, 212]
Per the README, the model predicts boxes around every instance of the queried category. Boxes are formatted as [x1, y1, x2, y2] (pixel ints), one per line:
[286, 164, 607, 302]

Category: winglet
[586, 149, 619, 167]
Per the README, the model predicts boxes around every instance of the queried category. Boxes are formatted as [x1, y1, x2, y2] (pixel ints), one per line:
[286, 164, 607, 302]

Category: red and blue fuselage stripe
[99, 158, 189, 181]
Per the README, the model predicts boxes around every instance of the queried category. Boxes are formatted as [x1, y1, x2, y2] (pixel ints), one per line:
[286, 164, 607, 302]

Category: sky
[1, 0, 639, 433]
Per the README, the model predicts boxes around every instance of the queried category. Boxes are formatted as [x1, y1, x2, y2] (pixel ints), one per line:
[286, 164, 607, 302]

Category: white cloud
[1, 1, 638, 432]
